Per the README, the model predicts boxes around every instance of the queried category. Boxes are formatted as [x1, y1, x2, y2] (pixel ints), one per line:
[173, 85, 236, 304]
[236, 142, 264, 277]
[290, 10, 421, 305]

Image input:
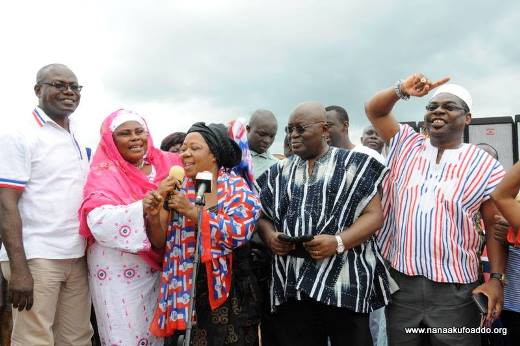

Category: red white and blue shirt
[378, 125, 505, 283]
[0, 107, 90, 261]
[150, 170, 261, 336]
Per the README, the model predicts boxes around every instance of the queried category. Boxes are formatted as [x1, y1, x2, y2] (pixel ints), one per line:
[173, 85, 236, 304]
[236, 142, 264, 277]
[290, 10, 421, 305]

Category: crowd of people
[0, 63, 518, 346]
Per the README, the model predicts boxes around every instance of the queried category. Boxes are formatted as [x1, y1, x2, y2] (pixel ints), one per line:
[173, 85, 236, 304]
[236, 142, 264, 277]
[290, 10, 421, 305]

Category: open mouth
[184, 162, 194, 169]
[129, 145, 143, 152]
[430, 118, 446, 129]
[60, 98, 76, 106]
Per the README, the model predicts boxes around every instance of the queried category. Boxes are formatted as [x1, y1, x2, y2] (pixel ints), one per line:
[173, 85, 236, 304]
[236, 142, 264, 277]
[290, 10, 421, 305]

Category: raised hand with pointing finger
[399, 73, 451, 98]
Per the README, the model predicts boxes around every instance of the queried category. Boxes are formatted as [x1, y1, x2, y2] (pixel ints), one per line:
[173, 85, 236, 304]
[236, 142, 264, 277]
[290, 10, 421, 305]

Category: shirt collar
[33, 106, 75, 132]
[32, 107, 48, 127]
[251, 149, 272, 159]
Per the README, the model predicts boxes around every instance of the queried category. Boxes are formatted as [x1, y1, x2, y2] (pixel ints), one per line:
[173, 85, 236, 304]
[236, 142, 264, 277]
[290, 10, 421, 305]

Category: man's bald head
[36, 63, 74, 83]
[247, 109, 278, 154]
[290, 101, 327, 123]
[249, 109, 277, 127]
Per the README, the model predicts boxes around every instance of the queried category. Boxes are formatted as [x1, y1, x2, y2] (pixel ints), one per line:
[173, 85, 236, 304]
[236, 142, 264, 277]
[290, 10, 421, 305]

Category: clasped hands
[142, 176, 198, 221]
[266, 232, 339, 260]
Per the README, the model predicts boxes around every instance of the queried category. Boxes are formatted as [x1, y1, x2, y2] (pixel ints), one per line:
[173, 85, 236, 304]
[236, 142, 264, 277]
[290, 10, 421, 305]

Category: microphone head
[195, 171, 212, 181]
[169, 165, 185, 181]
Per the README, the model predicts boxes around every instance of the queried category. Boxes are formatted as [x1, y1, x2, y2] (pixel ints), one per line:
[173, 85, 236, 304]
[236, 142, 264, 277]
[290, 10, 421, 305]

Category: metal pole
[182, 195, 205, 346]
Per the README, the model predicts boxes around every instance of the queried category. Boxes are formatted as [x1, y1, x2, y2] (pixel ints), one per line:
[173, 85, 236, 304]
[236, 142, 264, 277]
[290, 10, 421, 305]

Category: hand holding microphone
[163, 166, 185, 222]
[144, 166, 183, 217]
[165, 171, 213, 222]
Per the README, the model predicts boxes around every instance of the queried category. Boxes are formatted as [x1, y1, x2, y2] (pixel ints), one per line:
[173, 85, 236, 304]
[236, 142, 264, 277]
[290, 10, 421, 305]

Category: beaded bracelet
[394, 79, 410, 100]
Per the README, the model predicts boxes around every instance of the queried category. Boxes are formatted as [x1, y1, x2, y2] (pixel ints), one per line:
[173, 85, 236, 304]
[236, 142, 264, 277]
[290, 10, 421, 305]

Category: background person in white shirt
[326, 105, 385, 164]
[361, 125, 385, 155]
[0, 64, 93, 345]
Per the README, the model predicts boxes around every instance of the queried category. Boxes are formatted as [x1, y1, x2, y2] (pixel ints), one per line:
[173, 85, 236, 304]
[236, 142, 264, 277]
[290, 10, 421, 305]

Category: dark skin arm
[143, 191, 169, 249]
[365, 73, 450, 142]
[258, 194, 383, 259]
[257, 213, 295, 256]
[473, 199, 507, 323]
[167, 190, 198, 222]
[0, 188, 33, 311]
[491, 161, 520, 229]
[304, 193, 383, 260]
[142, 177, 180, 249]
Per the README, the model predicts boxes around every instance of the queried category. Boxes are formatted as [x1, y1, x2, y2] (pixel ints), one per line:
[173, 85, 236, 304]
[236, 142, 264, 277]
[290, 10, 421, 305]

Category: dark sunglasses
[285, 121, 325, 134]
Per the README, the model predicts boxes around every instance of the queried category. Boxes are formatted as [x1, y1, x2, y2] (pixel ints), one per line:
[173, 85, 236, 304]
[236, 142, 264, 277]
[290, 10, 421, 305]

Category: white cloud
[1, 0, 519, 156]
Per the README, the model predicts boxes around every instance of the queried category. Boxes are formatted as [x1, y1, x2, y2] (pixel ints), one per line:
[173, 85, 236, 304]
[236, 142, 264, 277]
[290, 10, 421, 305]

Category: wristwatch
[490, 272, 507, 286]
[335, 235, 345, 254]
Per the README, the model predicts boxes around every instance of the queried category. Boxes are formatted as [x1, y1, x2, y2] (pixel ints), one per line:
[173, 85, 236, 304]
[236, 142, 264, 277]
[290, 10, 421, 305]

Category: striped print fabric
[378, 125, 505, 283]
[258, 147, 396, 313]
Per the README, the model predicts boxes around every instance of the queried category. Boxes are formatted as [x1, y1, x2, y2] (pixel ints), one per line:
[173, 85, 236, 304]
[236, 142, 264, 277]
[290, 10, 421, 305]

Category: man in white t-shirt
[0, 64, 93, 345]
[325, 105, 385, 164]
[361, 125, 385, 155]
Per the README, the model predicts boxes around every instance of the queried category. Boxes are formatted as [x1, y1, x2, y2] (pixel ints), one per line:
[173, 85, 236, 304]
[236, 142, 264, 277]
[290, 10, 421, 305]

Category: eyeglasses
[425, 102, 465, 112]
[39, 81, 83, 93]
[285, 121, 325, 134]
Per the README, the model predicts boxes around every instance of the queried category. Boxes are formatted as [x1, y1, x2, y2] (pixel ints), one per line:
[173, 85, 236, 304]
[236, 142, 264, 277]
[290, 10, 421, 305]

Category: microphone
[195, 171, 212, 205]
[169, 165, 185, 182]
[164, 165, 185, 221]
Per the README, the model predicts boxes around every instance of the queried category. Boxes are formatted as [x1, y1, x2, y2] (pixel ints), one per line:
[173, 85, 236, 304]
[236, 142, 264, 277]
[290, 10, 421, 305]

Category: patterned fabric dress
[87, 201, 163, 345]
[151, 170, 261, 345]
[257, 147, 397, 313]
[79, 110, 182, 346]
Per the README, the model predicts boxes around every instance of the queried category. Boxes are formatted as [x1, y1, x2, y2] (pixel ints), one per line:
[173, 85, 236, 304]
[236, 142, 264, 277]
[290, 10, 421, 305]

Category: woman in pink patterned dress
[79, 109, 181, 346]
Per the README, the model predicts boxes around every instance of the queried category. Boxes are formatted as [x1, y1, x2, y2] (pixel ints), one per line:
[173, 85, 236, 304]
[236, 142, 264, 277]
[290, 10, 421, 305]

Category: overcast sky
[1, 0, 519, 153]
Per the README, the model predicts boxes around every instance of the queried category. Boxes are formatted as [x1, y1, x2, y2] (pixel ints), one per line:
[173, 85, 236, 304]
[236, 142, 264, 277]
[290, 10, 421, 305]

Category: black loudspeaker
[464, 116, 518, 169]
[399, 121, 418, 132]
[516, 114, 520, 163]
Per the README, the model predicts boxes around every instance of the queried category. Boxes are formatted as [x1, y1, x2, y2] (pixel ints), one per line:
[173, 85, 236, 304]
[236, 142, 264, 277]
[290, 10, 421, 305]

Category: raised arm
[365, 74, 450, 141]
[0, 188, 33, 311]
[491, 161, 520, 229]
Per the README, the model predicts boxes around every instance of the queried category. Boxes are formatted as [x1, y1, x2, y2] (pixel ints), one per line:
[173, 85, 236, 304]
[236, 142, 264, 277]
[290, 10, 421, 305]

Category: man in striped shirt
[365, 74, 507, 346]
[257, 101, 397, 346]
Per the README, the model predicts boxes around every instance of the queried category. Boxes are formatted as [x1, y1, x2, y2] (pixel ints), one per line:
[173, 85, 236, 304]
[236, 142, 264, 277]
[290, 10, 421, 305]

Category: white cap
[431, 84, 472, 110]
[110, 109, 148, 132]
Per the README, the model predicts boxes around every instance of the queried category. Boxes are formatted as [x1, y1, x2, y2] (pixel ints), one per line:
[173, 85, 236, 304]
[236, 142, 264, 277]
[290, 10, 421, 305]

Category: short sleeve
[86, 200, 151, 253]
[257, 161, 279, 221]
[385, 124, 423, 175]
[0, 130, 31, 190]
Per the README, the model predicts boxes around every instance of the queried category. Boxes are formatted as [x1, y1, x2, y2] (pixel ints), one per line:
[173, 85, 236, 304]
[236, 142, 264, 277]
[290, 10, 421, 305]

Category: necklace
[135, 160, 145, 169]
